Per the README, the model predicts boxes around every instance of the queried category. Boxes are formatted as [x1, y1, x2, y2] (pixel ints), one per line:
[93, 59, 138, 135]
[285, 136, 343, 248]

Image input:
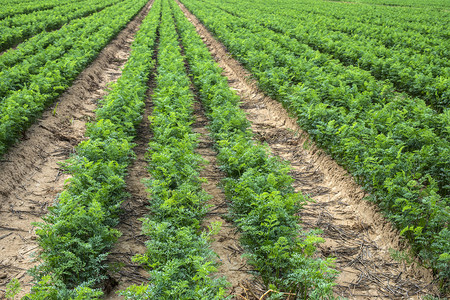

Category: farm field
[0, 0, 448, 299]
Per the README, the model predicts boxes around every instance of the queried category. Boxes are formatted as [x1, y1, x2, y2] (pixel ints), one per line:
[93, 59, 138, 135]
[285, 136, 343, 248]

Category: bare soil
[176, 1, 439, 298]
[0, 1, 152, 297]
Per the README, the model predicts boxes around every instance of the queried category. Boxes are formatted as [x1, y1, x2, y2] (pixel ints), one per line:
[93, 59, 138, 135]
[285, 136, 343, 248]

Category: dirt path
[174, 26, 258, 298]
[191, 94, 260, 299]
[176, 1, 439, 298]
[0, 2, 153, 297]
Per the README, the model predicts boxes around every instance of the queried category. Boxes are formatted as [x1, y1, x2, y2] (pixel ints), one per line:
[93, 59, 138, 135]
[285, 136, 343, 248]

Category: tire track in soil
[176, 1, 439, 299]
[0, 1, 153, 297]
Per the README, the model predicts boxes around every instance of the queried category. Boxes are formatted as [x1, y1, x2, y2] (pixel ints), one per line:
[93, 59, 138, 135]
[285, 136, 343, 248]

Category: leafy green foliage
[0, 0, 73, 19]
[0, 0, 149, 157]
[181, 0, 449, 289]
[0, 0, 123, 52]
[25, 2, 160, 297]
[23, 275, 103, 300]
[5, 278, 20, 299]
[124, 222, 228, 299]
[211, 0, 449, 111]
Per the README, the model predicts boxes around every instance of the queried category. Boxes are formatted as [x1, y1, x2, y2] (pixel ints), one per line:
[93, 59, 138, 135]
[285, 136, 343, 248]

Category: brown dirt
[176, 1, 439, 298]
[0, 1, 153, 298]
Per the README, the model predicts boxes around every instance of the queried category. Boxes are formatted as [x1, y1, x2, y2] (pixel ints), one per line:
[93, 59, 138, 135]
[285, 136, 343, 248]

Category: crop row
[0, 0, 148, 157]
[0, 0, 124, 71]
[181, 0, 449, 288]
[187, 0, 450, 180]
[120, 1, 229, 298]
[216, 0, 450, 111]
[0, 0, 121, 52]
[169, 0, 338, 297]
[241, 0, 449, 55]
[351, 0, 449, 9]
[23, 1, 160, 298]
[0, 0, 141, 100]
[0, 0, 74, 20]
[198, 0, 449, 112]
[276, 0, 449, 39]
[114, 0, 337, 296]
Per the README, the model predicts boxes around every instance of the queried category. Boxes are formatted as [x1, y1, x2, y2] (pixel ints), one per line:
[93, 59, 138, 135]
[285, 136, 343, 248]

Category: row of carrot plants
[181, 0, 449, 289]
[22, 1, 160, 298]
[0, 0, 121, 52]
[0, 0, 147, 157]
[197, 0, 449, 114]
[283, 0, 449, 39]
[0, 0, 123, 71]
[350, 0, 449, 9]
[240, 0, 449, 54]
[0, 0, 143, 100]
[263, 0, 449, 50]
[0, 0, 73, 20]
[169, 0, 338, 298]
[120, 1, 229, 298]
[214, 0, 449, 111]
[188, 0, 450, 192]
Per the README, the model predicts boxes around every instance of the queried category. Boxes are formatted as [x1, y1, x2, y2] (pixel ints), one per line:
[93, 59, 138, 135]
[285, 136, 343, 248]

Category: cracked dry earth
[0, 1, 153, 297]
[177, 1, 440, 298]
